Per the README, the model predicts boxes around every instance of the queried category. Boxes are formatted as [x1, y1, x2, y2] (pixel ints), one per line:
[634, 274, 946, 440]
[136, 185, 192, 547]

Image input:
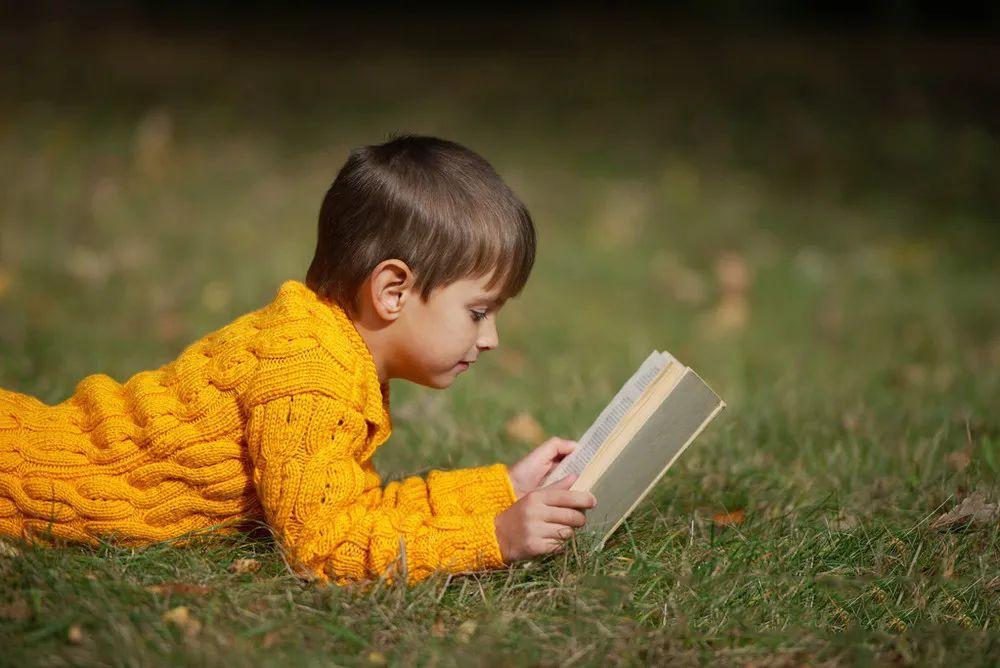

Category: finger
[542, 437, 564, 458]
[541, 523, 575, 545]
[554, 439, 578, 457]
[544, 489, 597, 509]
[542, 473, 577, 491]
[543, 507, 588, 527]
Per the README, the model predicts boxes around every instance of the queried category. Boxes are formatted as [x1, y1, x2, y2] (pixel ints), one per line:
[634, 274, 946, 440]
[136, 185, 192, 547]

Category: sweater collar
[278, 279, 391, 441]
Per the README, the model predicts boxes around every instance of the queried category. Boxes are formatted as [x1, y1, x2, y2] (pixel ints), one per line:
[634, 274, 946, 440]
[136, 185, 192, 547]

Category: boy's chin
[403, 370, 458, 390]
[426, 374, 457, 390]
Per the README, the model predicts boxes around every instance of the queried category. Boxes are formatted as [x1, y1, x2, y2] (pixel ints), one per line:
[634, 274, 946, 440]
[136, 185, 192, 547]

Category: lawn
[0, 18, 997, 666]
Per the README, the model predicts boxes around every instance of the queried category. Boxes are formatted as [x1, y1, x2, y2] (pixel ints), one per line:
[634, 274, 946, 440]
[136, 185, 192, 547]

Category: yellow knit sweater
[0, 279, 518, 586]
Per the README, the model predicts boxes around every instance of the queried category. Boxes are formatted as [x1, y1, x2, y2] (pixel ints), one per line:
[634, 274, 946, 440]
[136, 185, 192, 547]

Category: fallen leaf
[0, 539, 21, 558]
[715, 251, 752, 296]
[367, 651, 387, 665]
[67, 624, 85, 645]
[456, 620, 477, 643]
[707, 295, 749, 333]
[841, 411, 861, 433]
[505, 411, 545, 444]
[430, 619, 446, 638]
[162, 605, 201, 639]
[0, 598, 31, 622]
[945, 594, 966, 615]
[931, 492, 997, 531]
[946, 450, 971, 473]
[146, 582, 212, 596]
[712, 509, 746, 526]
[228, 558, 261, 575]
[867, 585, 888, 603]
[942, 552, 957, 579]
[888, 617, 907, 633]
[700, 252, 754, 335]
[261, 629, 282, 649]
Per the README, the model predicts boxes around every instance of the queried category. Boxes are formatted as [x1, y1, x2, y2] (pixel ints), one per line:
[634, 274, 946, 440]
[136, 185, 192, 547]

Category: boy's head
[306, 135, 536, 388]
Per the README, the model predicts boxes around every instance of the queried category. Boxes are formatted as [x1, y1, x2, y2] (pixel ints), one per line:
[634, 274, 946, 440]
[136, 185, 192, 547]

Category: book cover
[543, 351, 726, 552]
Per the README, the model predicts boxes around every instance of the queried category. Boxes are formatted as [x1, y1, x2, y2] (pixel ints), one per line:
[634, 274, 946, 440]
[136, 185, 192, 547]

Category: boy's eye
[470, 309, 488, 322]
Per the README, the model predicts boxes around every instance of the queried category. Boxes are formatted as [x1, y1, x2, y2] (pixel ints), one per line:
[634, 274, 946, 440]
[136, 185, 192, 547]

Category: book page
[577, 369, 725, 551]
[572, 359, 687, 491]
[542, 350, 673, 487]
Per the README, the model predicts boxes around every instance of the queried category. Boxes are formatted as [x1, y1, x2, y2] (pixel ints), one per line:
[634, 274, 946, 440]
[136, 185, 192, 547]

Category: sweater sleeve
[420, 462, 519, 517]
[244, 392, 513, 587]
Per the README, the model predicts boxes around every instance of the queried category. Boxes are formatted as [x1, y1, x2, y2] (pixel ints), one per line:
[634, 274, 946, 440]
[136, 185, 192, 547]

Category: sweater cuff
[426, 462, 519, 517]
[403, 512, 508, 585]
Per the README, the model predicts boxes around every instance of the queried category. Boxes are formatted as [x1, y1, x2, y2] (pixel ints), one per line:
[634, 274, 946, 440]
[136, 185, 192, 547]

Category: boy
[0, 135, 597, 587]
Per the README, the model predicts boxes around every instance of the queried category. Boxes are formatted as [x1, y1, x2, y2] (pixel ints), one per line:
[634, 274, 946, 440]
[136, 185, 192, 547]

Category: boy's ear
[369, 259, 414, 321]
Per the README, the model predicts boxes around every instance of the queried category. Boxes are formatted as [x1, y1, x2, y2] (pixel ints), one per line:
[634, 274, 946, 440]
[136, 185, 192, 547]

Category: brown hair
[305, 134, 536, 318]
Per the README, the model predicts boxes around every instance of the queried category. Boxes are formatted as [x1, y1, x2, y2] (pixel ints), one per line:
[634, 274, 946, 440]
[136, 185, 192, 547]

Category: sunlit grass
[0, 22, 997, 666]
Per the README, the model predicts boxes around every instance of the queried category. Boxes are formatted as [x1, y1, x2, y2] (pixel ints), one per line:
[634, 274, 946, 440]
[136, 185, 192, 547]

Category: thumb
[555, 439, 578, 456]
[544, 473, 578, 490]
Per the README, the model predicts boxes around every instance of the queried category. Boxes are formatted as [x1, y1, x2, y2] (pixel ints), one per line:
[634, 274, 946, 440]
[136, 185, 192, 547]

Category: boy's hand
[493, 473, 597, 563]
[507, 437, 579, 499]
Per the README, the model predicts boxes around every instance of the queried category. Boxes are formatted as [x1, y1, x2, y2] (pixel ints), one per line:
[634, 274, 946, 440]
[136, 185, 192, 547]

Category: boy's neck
[349, 313, 393, 385]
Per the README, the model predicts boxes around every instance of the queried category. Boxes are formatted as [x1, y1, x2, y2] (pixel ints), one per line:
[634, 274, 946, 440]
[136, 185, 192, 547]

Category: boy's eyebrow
[472, 294, 505, 308]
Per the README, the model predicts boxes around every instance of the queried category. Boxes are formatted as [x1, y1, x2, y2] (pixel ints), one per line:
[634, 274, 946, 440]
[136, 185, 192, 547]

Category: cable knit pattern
[0, 279, 518, 586]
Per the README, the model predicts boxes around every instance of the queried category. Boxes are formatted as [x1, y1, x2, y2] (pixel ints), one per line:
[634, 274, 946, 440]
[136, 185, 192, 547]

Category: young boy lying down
[0, 134, 596, 587]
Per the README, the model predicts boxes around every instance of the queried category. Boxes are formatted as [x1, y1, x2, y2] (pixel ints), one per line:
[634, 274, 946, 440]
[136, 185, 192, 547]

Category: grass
[1, 17, 998, 666]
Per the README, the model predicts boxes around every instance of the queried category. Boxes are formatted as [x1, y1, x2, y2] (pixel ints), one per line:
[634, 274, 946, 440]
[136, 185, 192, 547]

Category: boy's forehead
[438, 274, 504, 304]
[457, 274, 498, 294]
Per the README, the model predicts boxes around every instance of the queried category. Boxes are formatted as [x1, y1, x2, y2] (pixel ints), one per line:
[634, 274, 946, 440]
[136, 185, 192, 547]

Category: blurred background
[1, 3, 999, 662]
[0, 3, 997, 483]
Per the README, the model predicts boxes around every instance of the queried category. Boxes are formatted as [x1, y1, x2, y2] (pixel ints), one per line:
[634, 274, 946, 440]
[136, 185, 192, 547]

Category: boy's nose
[477, 320, 499, 351]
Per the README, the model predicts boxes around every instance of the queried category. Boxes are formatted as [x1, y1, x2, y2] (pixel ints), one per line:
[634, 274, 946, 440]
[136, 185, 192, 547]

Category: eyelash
[471, 309, 489, 322]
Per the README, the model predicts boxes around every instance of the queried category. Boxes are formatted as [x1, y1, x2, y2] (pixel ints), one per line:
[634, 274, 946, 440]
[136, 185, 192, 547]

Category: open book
[540, 350, 726, 551]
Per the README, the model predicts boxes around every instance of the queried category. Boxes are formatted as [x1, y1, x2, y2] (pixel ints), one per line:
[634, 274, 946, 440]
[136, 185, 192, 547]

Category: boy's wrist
[493, 513, 512, 564]
[500, 464, 522, 501]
